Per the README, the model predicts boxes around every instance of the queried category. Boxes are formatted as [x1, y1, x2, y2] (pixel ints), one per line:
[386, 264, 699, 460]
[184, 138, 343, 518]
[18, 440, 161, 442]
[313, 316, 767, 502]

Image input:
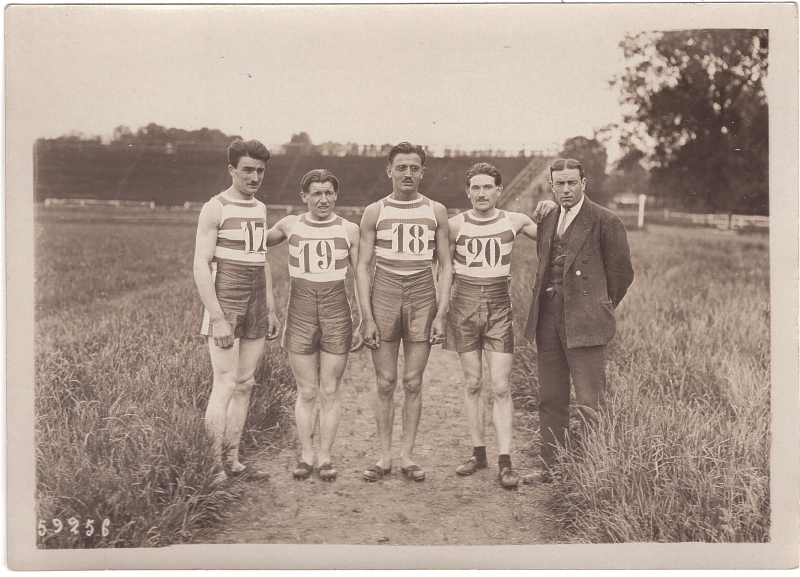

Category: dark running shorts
[201, 261, 269, 340]
[444, 275, 514, 354]
[371, 265, 438, 343]
[281, 278, 352, 355]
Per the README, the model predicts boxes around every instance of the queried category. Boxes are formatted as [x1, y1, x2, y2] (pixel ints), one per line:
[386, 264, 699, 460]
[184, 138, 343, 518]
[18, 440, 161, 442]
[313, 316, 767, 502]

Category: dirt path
[199, 345, 558, 545]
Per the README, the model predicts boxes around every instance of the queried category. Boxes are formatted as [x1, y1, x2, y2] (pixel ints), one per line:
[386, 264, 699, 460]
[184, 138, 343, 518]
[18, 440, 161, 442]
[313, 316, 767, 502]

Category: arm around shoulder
[266, 215, 295, 247]
[509, 211, 538, 240]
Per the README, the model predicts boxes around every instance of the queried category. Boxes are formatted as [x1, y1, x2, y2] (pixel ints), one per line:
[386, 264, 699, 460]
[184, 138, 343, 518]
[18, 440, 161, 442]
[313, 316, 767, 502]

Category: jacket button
[583, 291, 588, 296]
[584, 276, 588, 281]
[582, 259, 587, 264]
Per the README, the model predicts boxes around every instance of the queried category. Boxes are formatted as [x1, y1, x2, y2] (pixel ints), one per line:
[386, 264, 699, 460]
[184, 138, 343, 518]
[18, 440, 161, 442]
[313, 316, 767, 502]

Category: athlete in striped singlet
[194, 139, 279, 484]
[356, 142, 453, 483]
[445, 163, 556, 488]
[267, 170, 362, 482]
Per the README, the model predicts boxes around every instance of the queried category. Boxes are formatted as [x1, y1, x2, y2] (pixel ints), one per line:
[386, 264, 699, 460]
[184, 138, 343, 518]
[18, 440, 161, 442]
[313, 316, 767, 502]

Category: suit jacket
[523, 196, 634, 348]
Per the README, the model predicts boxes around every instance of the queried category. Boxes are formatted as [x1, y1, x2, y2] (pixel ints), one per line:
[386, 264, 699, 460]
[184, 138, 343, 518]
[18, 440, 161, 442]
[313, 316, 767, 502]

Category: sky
[11, 5, 641, 160]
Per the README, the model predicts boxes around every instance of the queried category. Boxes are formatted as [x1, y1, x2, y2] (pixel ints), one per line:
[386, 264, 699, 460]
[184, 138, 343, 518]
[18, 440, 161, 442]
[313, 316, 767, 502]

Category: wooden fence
[615, 209, 769, 233]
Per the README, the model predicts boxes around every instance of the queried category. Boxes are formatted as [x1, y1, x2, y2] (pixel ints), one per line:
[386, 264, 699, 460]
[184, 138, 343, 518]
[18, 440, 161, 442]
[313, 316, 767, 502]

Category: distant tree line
[48, 125, 547, 159]
[282, 131, 543, 159]
[111, 123, 241, 145]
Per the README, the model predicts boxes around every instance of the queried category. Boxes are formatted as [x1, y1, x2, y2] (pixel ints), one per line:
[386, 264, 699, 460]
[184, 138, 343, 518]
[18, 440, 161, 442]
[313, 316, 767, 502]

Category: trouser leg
[564, 343, 607, 441]
[535, 295, 570, 469]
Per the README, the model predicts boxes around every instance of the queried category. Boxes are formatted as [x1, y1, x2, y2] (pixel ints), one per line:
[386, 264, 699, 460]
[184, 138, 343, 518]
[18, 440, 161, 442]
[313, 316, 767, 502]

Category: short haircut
[300, 169, 339, 194]
[228, 139, 271, 168]
[549, 158, 585, 181]
[466, 162, 502, 187]
[388, 142, 427, 166]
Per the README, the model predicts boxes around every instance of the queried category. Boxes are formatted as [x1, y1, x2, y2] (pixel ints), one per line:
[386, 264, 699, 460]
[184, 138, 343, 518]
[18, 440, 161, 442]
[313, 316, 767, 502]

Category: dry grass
[508, 225, 770, 542]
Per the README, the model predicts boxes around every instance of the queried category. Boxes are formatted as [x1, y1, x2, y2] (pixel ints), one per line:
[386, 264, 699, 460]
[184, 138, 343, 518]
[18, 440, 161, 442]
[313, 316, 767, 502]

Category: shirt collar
[561, 194, 585, 217]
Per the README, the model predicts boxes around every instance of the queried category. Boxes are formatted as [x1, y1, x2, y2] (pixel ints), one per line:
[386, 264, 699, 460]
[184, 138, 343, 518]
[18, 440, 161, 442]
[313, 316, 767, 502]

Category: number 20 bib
[465, 237, 502, 267]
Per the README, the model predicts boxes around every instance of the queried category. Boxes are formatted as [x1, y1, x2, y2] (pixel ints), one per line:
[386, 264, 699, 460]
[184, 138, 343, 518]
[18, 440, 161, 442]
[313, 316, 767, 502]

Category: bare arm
[429, 202, 453, 344]
[509, 211, 539, 240]
[356, 203, 381, 348]
[263, 259, 280, 340]
[193, 201, 234, 348]
[344, 220, 364, 352]
[265, 215, 295, 247]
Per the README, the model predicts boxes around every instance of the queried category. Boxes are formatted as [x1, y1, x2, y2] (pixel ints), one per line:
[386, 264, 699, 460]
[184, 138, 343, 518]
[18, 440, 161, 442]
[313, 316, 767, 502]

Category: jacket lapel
[562, 197, 594, 275]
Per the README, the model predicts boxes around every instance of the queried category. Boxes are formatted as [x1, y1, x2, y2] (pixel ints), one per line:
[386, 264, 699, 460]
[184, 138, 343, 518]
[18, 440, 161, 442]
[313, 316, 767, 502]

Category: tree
[112, 125, 134, 142]
[605, 150, 650, 203]
[284, 132, 317, 155]
[612, 30, 768, 214]
[560, 136, 610, 206]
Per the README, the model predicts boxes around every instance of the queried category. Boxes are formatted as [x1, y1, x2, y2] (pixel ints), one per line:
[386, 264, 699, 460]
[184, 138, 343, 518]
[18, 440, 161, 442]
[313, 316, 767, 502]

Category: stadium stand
[35, 140, 541, 210]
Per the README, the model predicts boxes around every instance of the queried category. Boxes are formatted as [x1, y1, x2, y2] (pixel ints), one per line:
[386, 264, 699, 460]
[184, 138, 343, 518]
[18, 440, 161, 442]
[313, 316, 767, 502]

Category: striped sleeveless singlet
[212, 193, 268, 266]
[453, 210, 516, 282]
[287, 214, 350, 283]
[374, 195, 437, 276]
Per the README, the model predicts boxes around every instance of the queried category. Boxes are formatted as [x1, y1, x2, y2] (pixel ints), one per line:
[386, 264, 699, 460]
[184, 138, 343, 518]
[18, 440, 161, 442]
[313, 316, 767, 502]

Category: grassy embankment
[35, 208, 295, 548]
[508, 224, 770, 542]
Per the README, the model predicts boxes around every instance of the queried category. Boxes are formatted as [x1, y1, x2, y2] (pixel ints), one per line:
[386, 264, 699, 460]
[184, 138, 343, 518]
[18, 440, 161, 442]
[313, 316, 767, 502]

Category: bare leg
[399, 340, 432, 468]
[371, 340, 400, 469]
[318, 351, 349, 465]
[220, 336, 266, 470]
[458, 350, 486, 448]
[485, 350, 515, 456]
[289, 351, 320, 467]
[206, 338, 241, 476]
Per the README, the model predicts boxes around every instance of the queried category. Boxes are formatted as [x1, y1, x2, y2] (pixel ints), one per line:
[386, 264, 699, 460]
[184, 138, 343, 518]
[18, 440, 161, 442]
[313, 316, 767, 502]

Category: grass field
[35, 206, 770, 546]
[35, 206, 295, 548]
[509, 225, 770, 542]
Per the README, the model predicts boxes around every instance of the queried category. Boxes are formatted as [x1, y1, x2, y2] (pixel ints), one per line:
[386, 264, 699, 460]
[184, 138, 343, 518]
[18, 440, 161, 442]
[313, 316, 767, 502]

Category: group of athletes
[194, 137, 634, 489]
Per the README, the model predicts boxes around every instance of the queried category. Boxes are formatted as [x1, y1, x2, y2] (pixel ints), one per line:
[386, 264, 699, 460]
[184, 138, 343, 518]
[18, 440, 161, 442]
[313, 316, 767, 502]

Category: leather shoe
[521, 469, 554, 484]
[229, 464, 270, 481]
[456, 456, 489, 476]
[499, 466, 519, 488]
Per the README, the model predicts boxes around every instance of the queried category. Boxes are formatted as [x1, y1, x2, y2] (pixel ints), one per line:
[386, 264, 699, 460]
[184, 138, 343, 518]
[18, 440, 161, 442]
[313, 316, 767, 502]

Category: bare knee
[319, 380, 340, 407]
[211, 371, 238, 399]
[375, 372, 397, 400]
[464, 375, 483, 397]
[235, 376, 255, 395]
[491, 380, 511, 402]
[296, 382, 319, 405]
[403, 373, 423, 397]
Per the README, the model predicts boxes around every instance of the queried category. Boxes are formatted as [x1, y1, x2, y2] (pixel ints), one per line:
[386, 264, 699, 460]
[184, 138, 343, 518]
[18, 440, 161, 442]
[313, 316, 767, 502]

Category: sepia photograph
[6, 2, 798, 570]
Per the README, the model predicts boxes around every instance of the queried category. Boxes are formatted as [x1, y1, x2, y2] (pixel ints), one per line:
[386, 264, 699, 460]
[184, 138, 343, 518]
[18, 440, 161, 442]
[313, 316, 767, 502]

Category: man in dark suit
[522, 158, 634, 483]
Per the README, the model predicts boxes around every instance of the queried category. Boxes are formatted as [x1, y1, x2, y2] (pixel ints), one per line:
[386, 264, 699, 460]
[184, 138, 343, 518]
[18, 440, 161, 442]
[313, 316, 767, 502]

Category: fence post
[638, 194, 646, 228]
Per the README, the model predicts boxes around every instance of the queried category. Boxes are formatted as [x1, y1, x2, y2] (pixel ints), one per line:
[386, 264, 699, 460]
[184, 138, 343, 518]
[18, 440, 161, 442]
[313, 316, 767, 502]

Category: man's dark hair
[300, 169, 339, 194]
[466, 162, 502, 187]
[388, 142, 427, 166]
[549, 158, 585, 181]
[228, 139, 271, 168]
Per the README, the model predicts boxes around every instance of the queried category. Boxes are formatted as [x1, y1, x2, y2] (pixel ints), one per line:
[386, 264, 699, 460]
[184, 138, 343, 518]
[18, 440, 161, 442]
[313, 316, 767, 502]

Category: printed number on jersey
[465, 237, 502, 267]
[299, 239, 335, 273]
[391, 223, 428, 254]
[241, 221, 267, 253]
